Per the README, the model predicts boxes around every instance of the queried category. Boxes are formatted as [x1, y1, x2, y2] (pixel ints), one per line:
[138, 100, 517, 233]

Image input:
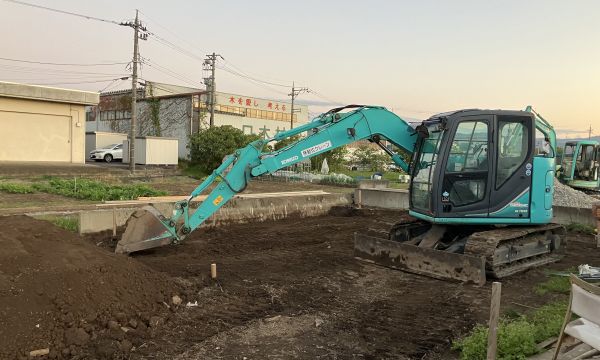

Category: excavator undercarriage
[354, 213, 565, 285]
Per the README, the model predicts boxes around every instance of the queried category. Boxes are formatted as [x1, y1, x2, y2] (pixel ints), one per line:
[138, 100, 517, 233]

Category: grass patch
[32, 177, 167, 201]
[535, 275, 571, 295]
[566, 222, 597, 235]
[50, 217, 79, 232]
[0, 182, 35, 194]
[452, 301, 568, 360]
[179, 161, 207, 180]
[39, 215, 79, 232]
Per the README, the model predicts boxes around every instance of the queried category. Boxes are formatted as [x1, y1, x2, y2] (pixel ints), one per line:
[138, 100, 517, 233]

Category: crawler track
[356, 217, 566, 283]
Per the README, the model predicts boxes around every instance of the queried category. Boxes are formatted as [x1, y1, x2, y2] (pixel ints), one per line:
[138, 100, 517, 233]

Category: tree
[351, 144, 388, 171]
[273, 135, 301, 151]
[310, 146, 348, 172]
[188, 126, 261, 174]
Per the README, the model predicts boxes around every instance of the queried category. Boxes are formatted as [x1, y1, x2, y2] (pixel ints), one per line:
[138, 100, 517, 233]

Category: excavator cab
[558, 140, 600, 192]
[408, 110, 553, 222]
[355, 109, 564, 284]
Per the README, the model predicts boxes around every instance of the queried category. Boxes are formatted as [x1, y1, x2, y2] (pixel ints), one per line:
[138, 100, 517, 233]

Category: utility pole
[203, 53, 223, 127]
[289, 82, 308, 129]
[120, 10, 148, 172]
[589, 125, 593, 139]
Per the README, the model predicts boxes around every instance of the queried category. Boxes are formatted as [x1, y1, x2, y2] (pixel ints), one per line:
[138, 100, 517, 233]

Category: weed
[566, 223, 596, 235]
[453, 301, 567, 360]
[529, 301, 568, 342]
[260, 284, 287, 305]
[0, 182, 35, 194]
[32, 177, 167, 201]
[179, 161, 207, 179]
[39, 216, 79, 232]
[535, 275, 571, 295]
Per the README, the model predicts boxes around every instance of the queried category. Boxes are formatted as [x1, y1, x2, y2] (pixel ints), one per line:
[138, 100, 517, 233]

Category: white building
[207, 91, 309, 138]
[86, 81, 309, 159]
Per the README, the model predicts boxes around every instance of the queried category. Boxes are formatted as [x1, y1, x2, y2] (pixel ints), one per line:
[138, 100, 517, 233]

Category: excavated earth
[1, 208, 599, 359]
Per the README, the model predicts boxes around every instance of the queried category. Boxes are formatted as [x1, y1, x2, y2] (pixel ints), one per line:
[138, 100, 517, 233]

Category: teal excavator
[557, 140, 600, 192]
[117, 105, 565, 285]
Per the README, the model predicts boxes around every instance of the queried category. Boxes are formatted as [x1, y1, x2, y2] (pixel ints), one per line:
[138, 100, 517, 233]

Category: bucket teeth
[115, 206, 175, 254]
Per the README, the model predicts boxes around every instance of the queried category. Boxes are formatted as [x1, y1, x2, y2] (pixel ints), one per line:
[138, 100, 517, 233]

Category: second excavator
[117, 105, 565, 285]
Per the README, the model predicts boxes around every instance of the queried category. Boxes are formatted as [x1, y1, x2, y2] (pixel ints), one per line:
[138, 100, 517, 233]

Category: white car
[89, 143, 123, 163]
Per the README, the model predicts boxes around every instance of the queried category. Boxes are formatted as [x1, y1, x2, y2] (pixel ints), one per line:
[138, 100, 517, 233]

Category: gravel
[553, 178, 596, 209]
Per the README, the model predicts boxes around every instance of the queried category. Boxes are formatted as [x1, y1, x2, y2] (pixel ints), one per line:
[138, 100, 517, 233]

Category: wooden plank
[487, 282, 502, 360]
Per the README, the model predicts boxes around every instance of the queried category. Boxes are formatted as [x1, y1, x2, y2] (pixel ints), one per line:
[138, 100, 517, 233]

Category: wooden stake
[487, 282, 502, 360]
[29, 348, 50, 357]
[211, 263, 217, 279]
[112, 206, 117, 239]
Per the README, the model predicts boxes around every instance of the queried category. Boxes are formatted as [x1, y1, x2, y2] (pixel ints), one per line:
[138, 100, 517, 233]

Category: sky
[1, 0, 598, 137]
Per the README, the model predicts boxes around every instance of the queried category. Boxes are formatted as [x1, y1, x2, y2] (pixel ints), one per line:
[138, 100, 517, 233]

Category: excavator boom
[117, 105, 417, 254]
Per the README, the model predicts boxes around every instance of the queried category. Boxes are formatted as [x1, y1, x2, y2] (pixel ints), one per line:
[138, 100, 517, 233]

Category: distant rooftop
[0, 81, 99, 105]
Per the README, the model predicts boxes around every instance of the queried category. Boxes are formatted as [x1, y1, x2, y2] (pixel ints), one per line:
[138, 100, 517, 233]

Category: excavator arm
[116, 105, 418, 254]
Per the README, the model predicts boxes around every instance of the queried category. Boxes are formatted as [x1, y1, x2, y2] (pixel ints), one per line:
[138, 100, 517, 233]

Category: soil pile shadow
[0, 215, 180, 359]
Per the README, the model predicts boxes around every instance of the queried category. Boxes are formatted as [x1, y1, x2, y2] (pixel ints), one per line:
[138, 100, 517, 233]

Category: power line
[307, 89, 344, 106]
[0, 56, 128, 66]
[30, 78, 124, 86]
[217, 64, 289, 88]
[2, 0, 122, 25]
[0, 64, 129, 77]
[147, 32, 205, 62]
[221, 59, 293, 85]
[99, 78, 126, 93]
[141, 58, 203, 88]
[138, 10, 208, 57]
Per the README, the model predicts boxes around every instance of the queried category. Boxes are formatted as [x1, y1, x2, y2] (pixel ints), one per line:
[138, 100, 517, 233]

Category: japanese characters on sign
[223, 94, 289, 113]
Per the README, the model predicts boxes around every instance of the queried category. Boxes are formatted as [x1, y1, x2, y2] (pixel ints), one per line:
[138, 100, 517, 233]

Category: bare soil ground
[0, 192, 93, 211]
[1, 209, 597, 359]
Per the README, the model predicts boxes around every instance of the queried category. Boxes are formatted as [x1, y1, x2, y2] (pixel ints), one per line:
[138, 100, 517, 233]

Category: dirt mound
[0, 216, 180, 359]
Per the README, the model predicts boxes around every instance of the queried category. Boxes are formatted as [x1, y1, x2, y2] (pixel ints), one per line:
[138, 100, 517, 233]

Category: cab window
[497, 120, 529, 188]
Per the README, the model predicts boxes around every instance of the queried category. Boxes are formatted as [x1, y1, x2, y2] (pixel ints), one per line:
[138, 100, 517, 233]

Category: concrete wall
[0, 97, 87, 163]
[85, 132, 127, 157]
[553, 206, 597, 227]
[79, 193, 352, 234]
[355, 188, 410, 210]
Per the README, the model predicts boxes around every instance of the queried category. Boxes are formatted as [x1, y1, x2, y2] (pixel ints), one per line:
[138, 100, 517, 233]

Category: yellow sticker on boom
[213, 195, 224, 206]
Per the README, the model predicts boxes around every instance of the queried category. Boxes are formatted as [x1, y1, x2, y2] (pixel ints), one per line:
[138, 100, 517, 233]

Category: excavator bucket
[115, 206, 174, 254]
[353, 233, 487, 285]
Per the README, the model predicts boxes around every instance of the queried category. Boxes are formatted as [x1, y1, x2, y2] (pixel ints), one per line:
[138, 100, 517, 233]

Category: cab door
[439, 116, 493, 217]
[488, 115, 534, 218]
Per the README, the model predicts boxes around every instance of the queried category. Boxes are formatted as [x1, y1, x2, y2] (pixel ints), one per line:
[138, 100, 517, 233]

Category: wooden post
[211, 263, 217, 279]
[487, 282, 502, 360]
[356, 189, 362, 209]
[593, 203, 600, 248]
[112, 206, 117, 239]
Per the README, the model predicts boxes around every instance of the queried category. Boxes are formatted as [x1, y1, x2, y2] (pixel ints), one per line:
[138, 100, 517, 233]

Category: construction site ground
[2, 207, 598, 360]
